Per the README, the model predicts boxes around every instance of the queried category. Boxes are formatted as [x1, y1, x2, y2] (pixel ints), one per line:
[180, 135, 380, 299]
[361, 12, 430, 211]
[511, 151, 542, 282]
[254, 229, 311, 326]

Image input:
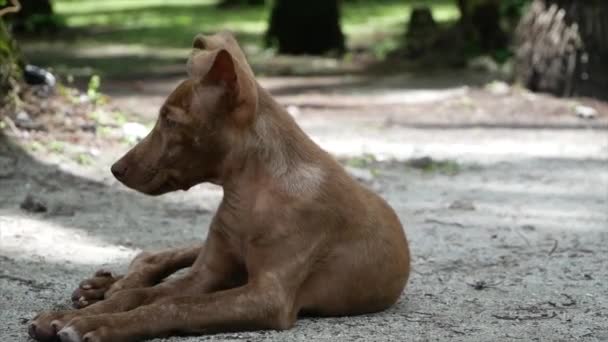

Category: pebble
[574, 105, 597, 119]
[20, 194, 47, 213]
[449, 199, 475, 211]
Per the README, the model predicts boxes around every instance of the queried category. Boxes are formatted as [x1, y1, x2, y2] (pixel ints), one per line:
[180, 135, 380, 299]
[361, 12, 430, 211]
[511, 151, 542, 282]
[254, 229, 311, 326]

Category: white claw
[57, 326, 82, 342]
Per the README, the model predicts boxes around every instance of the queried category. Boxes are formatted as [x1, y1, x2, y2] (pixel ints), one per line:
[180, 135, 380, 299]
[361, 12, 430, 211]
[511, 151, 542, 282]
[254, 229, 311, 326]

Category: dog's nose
[111, 163, 127, 180]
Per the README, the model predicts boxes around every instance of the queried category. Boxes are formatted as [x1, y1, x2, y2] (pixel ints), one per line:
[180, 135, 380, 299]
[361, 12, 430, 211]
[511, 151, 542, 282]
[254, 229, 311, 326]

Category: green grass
[20, 0, 458, 79]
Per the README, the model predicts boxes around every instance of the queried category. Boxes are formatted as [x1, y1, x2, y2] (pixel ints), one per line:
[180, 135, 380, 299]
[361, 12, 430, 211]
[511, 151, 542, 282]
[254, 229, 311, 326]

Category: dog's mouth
[115, 166, 194, 196]
[144, 172, 192, 196]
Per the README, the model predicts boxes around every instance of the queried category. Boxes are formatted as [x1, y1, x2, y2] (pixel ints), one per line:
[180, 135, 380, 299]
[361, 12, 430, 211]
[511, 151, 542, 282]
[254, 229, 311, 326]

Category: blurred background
[1, 1, 607, 341]
[1, 0, 607, 143]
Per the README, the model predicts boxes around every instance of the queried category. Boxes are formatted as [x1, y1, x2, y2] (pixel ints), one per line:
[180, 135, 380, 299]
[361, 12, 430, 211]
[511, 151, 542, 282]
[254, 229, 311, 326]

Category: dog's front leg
[72, 243, 203, 308]
[55, 278, 296, 342]
[29, 230, 244, 341]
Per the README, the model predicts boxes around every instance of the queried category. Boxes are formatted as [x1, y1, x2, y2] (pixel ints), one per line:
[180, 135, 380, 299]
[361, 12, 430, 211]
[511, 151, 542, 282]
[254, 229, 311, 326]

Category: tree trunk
[457, 0, 474, 38]
[514, 0, 608, 100]
[265, 0, 345, 55]
[9, 0, 56, 33]
[0, 18, 22, 111]
[456, 0, 507, 52]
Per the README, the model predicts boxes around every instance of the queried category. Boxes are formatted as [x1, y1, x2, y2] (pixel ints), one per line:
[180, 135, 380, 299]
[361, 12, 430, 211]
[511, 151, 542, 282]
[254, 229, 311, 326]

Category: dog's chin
[144, 183, 176, 196]
[116, 172, 194, 196]
[143, 176, 194, 196]
[116, 174, 171, 196]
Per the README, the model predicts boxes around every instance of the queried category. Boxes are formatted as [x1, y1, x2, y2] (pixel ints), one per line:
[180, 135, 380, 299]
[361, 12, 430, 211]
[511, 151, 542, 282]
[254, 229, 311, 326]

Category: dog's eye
[163, 116, 177, 128]
[160, 108, 177, 128]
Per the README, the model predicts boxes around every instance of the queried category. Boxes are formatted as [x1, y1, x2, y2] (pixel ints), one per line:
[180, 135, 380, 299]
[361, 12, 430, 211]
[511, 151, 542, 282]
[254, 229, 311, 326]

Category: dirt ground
[1, 71, 607, 341]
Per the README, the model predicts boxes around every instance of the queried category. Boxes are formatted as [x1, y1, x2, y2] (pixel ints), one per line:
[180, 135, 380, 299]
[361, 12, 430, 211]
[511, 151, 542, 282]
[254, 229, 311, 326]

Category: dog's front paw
[71, 269, 123, 308]
[29, 311, 74, 341]
[56, 316, 116, 342]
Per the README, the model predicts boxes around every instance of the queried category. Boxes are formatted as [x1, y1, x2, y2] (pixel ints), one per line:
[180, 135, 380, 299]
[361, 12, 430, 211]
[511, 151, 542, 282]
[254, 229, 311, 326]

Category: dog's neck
[221, 83, 325, 198]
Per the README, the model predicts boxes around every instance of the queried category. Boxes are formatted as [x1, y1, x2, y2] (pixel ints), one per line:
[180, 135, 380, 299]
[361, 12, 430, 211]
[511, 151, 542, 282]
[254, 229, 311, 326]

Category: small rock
[16, 111, 31, 122]
[449, 199, 475, 211]
[20, 194, 47, 213]
[14, 111, 45, 130]
[122, 122, 149, 143]
[89, 148, 100, 157]
[521, 224, 536, 231]
[80, 122, 97, 133]
[468, 55, 499, 73]
[575, 105, 597, 119]
[485, 81, 510, 96]
[408, 156, 433, 169]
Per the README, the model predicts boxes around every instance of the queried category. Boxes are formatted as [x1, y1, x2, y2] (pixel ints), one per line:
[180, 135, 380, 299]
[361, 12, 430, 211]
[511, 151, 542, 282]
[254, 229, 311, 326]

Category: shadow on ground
[0, 132, 216, 253]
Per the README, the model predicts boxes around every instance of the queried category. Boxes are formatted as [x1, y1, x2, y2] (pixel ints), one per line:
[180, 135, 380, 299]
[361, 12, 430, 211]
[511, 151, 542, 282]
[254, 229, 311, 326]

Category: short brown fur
[29, 31, 410, 342]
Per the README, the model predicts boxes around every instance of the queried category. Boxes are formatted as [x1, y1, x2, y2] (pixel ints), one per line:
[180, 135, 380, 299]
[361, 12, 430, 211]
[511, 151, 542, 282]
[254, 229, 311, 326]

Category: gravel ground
[1, 77, 607, 341]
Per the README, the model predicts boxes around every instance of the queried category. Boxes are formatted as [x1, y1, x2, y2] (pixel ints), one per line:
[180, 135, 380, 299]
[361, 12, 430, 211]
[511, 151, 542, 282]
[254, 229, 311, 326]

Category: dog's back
[229, 82, 411, 316]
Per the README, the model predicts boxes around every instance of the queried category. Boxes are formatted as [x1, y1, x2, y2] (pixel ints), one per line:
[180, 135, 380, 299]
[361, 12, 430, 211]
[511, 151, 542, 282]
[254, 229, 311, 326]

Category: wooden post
[265, 0, 345, 55]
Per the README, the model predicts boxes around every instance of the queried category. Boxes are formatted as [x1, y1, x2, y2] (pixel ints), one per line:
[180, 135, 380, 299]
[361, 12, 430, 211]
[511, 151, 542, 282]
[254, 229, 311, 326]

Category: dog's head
[111, 31, 258, 195]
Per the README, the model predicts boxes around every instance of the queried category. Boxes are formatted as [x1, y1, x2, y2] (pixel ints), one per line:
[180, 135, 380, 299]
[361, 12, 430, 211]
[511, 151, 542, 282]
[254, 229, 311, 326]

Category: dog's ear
[192, 34, 207, 50]
[188, 46, 257, 125]
[204, 49, 238, 94]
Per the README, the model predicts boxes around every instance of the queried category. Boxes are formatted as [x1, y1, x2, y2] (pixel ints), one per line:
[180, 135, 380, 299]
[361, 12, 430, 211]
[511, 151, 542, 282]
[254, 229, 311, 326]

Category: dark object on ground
[514, 0, 608, 100]
[20, 194, 47, 213]
[265, 0, 345, 55]
[449, 199, 476, 211]
[468, 279, 503, 290]
[408, 156, 434, 170]
[23, 65, 55, 87]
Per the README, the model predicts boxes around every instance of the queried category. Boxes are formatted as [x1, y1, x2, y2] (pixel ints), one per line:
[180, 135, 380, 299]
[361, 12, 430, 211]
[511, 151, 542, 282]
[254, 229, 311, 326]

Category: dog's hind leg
[71, 243, 203, 308]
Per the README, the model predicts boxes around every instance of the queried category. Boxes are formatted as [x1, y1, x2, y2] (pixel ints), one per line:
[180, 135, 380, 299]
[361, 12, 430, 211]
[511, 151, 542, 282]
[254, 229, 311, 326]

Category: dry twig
[425, 218, 465, 228]
[467, 279, 504, 290]
[515, 229, 531, 247]
[560, 293, 576, 307]
[548, 239, 559, 256]
[492, 312, 557, 321]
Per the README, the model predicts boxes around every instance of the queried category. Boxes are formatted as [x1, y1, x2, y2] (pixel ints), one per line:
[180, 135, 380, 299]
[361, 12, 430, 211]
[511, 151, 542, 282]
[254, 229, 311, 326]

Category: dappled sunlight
[0, 213, 140, 265]
[55, 0, 218, 15]
[2, 0, 607, 340]
[63, 44, 187, 60]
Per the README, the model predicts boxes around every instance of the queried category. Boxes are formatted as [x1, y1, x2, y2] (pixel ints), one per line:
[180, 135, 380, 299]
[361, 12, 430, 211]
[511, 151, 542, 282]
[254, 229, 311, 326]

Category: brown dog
[28, 31, 410, 342]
